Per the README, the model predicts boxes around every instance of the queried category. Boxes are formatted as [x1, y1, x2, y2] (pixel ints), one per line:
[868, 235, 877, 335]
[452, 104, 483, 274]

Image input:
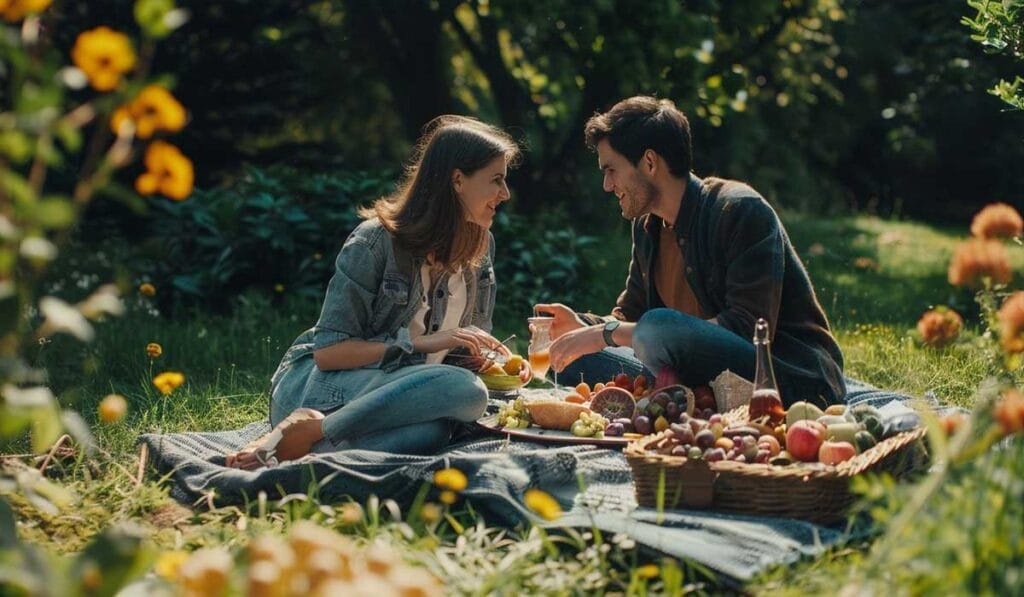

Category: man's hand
[548, 324, 606, 373]
[532, 303, 586, 340]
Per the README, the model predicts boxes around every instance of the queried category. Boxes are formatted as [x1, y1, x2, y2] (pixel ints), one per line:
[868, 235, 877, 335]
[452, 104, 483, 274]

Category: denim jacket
[276, 217, 496, 379]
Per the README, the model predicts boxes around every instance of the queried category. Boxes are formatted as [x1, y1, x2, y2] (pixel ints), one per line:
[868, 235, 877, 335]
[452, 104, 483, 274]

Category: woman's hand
[413, 325, 505, 357]
[532, 303, 586, 340]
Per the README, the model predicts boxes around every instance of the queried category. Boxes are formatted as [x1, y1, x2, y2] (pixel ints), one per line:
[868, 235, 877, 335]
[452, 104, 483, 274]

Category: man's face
[596, 139, 656, 220]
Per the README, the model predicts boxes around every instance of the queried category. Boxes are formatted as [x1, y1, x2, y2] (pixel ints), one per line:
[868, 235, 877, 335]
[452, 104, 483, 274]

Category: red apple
[786, 420, 826, 462]
[818, 440, 857, 466]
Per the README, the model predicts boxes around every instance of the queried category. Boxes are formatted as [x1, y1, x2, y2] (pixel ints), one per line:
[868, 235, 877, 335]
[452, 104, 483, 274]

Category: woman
[227, 116, 523, 469]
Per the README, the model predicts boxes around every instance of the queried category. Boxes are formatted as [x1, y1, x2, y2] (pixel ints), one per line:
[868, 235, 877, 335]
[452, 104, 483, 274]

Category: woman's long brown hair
[360, 115, 520, 271]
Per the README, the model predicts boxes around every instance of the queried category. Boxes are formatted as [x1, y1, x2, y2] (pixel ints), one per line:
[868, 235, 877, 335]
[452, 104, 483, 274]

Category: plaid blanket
[138, 378, 946, 583]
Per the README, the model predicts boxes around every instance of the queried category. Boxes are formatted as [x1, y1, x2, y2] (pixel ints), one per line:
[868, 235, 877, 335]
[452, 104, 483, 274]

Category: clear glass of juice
[527, 316, 553, 383]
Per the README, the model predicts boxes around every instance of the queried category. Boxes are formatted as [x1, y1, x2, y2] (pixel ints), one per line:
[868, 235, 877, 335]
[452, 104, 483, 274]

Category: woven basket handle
[678, 458, 716, 508]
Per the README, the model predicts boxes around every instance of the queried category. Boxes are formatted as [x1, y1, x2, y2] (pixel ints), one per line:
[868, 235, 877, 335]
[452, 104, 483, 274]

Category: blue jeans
[562, 309, 832, 406]
[275, 363, 488, 455]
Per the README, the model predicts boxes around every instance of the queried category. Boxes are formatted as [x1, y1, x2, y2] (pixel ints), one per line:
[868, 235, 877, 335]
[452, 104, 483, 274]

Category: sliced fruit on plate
[479, 371, 526, 391]
[589, 386, 637, 420]
[525, 401, 590, 431]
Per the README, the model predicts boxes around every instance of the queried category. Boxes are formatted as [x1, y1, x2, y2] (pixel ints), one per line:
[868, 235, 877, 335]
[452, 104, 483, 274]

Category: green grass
[4, 212, 1024, 594]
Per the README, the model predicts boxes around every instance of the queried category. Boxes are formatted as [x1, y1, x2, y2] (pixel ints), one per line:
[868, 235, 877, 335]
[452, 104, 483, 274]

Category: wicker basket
[625, 405, 929, 525]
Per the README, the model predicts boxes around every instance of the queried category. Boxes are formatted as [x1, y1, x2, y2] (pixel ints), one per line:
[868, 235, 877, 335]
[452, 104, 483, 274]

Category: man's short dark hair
[584, 96, 692, 177]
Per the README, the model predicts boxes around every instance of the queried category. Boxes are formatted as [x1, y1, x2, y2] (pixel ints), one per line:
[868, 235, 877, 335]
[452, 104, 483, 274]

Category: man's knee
[634, 308, 701, 364]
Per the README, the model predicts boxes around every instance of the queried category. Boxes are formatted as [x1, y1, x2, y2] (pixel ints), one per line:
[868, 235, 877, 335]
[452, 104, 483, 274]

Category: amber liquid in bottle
[748, 318, 786, 426]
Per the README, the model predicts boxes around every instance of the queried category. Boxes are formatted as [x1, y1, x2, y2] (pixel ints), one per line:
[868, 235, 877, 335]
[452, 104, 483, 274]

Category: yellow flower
[146, 342, 163, 358]
[998, 291, 1024, 354]
[433, 467, 468, 492]
[524, 488, 562, 521]
[136, 141, 194, 200]
[154, 550, 190, 581]
[0, 0, 51, 22]
[71, 27, 136, 92]
[274, 283, 285, 293]
[439, 490, 457, 505]
[947, 238, 1012, 287]
[110, 85, 187, 139]
[970, 202, 1023, 240]
[420, 502, 442, 524]
[98, 393, 127, 423]
[153, 371, 185, 395]
[916, 307, 963, 348]
[636, 564, 660, 580]
[139, 282, 156, 296]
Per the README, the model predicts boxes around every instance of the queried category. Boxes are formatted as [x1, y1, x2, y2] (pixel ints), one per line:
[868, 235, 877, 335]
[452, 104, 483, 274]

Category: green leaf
[0, 497, 16, 550]
[0, 130, 33, 163]
[0, 405, 32, 438]
[70, 523, 155, 597]
[54, 120, 83, 153]
[30, 403, 63, 454]
[33, 197, 76, 230]
[1, 170, 37, 207]
[135, 0, 177, 39]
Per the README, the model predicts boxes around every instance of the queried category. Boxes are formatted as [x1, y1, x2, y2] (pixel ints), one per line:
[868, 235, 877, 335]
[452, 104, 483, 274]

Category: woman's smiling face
[455, 156, 511, 229]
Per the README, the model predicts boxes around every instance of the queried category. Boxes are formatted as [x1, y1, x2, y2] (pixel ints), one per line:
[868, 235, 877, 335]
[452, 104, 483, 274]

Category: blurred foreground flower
[998, 291, 1024, 354]
[524, 488, 563, 521]
[916, 306, 963, 347]
[947, 238, 1012, 287]
[38, 296, 93, 341]
[152, 371, 185, 395]
[154, 550, 189, 581]
[135, 140, 194, 200]
[77, 284, 124, 319]
[0, 0, 51, 22]
[71, 27, 136, 91]
[207, 521, 444, 596]
[146, 342, 162, 358]
[970, 202, 1023, 240]
[177, 547, 231, 597]
[433, 467, 468, 492]
[139, 282, 156, 296]
[636, 564, 660, 580]
[98, 393, 127, 423]
[111, 85, 186, 138]
[994, 389, 1024, 436]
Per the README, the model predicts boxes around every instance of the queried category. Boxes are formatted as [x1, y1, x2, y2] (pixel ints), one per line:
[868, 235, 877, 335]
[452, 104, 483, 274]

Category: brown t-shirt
[654, 223, 706, 318]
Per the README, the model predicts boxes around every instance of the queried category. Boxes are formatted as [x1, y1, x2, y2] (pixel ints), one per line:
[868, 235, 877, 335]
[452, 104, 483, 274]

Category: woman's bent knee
[439, 366, 488, 422]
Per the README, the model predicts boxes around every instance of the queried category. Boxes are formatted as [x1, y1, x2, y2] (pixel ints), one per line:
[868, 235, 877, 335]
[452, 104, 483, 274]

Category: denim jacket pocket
[371, 273, 411, 330]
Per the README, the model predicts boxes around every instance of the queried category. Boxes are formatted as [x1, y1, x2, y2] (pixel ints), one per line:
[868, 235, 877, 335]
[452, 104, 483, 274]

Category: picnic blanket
[138, 378, 948, 584]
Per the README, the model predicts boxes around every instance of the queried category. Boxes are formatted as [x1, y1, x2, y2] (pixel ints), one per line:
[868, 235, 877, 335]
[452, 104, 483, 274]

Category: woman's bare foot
[225, 408, 325, 470]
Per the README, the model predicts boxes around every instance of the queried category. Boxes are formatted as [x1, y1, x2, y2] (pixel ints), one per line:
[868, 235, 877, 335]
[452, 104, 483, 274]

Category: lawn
[4, 212, 1023, 594]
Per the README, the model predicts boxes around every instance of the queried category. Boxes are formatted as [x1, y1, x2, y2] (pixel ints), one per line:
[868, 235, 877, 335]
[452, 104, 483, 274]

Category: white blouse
[407, 263, 468, 364]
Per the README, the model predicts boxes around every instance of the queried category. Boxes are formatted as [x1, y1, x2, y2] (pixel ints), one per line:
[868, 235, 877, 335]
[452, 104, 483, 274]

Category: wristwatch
[602, 320, 621, 347]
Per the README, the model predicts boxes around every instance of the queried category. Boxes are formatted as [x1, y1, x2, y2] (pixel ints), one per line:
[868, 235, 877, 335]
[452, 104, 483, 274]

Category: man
[538, 96, 845, 406]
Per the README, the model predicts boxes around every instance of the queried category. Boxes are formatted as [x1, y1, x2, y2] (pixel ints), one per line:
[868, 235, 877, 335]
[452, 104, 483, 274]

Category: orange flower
[146, 342, 163, 358]
[947, 238, 1012, 287]
[71, 27, 136, 92]
[152, 371, 185, 395]
[993, 389, 1024, 436]
[139, 282, 156, 296]
[136, 141, 194, 200]
[110, 85, 187, 139]
[98, 393, 127, 423]
[937, 413, 965, 437]
[853, 256, 877, 270]
[916, 307, 963, 348]
[970, 203, 1023, 240]
[998, 291, 1024, 354]
[0, 0, 51, 21]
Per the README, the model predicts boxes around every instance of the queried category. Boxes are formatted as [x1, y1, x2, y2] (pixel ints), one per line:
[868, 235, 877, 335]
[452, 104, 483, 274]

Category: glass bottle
[748, 318, 786, 425]
[527, 316, 553, 382]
